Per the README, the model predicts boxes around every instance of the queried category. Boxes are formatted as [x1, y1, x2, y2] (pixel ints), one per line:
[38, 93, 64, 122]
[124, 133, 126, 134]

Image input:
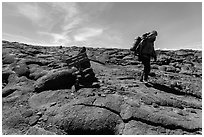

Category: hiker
[131, 30, 157, 82]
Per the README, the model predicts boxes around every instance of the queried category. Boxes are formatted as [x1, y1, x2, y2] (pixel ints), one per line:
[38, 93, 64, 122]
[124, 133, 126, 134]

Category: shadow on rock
[149, 82, 186, 96]
[34, 68, 76, 93]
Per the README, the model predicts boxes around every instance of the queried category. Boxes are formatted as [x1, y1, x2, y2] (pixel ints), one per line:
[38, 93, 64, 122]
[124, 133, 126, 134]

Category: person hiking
[131, 30, 157, 82]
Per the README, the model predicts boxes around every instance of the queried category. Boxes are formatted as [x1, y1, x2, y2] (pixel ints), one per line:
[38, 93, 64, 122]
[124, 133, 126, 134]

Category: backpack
[130, 36, 142, 55]
[131, 33, 156, 61]
[135, 39, 147, 61]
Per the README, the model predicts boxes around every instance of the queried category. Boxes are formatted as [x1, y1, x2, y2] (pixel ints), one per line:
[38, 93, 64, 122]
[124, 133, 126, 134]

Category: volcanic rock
[3, 54, 16, 64]
[26, 126, 56, 135]
[34, 68, 76, 92]
[2, 41, 202, 135]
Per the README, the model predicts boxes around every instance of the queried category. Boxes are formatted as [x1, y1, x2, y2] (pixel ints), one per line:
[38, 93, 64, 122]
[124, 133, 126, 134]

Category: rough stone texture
[28, 89, 73, 109]
[2, 41, 202, 135]
[53, 104, 122, 134]
[26, 126, 56, 135]
[3, 54, 16, 64]
[34, 69, 76, 92]
[2, 76, 35, 97]
[28, 64, 48, 80]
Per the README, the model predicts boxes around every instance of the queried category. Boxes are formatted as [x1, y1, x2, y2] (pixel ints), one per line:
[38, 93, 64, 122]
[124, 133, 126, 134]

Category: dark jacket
[139, 36, 156, 58]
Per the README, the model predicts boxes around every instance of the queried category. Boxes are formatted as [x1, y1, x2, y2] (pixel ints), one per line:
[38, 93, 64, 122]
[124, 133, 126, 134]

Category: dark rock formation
[2, 41, 202, 135]
[34, 69, 76, 92]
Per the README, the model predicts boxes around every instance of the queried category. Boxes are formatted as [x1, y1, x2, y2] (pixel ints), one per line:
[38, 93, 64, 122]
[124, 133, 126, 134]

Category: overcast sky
[2, 2, 202, 50]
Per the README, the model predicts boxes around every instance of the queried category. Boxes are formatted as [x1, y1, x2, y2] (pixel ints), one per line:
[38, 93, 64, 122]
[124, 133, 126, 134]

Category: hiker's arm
[152, 47, 157, 61]
[130, 40, 136, 51]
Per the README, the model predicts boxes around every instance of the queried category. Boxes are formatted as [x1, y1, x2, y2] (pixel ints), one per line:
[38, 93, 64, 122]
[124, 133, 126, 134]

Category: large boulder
[12, 62, 30, 77]
[28, 64, 48, 80]
[120, 103, 201, 132]
[26, 126, 56, 135]
[2, 68, 15, 87]
[122, 55, 134, 60]
[179, 64, 194, 75]
[53, 104, 122, 134]
[2, 54, 16, 64]
[47, 95, 123, 135]
[34, 68, 76, 92]
[28, 89, 72, 110]
[2, 85, 35, 98]
[2, 76, 35, 97]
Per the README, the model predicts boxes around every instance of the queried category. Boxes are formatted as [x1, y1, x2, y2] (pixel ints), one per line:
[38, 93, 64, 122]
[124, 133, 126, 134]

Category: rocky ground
[2, 40, 202, 135]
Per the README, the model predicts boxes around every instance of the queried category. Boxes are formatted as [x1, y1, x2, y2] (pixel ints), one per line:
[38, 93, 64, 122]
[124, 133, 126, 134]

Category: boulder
[7, 73, 19, 85]
[156, 54, 171, 64]
[166, 66, 176, 73]
[2, 74, 35, 97]
[120, 105, 201, 132]
[28, 64, 48, 80]
[2, 68, 15, 85]
[158, 65, 167, 71]
[2, 111, 29, 133]
[123, 55, 134, 60]
[180, 65, 193, 75]
[28, 90, 72, 109]
[34, 69, 76, 92]
[151, 64, 159, 69]
[50, 95, 123, 135]
[12, 63, 30, 77]
[2, 79, 35, 97]
[123, 120, 159, 135]
[2, 86, 20, 97]
[26, 126, 56, 135]
[158, 65, 176, 73]
[29, 70, 48, 80]
[54, 105, 122, 134]
[3, 54, 16, 64]
[24, 59, 50, 66]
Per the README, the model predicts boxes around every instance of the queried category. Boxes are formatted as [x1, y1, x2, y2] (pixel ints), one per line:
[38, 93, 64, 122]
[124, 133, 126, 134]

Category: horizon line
[2, 39, 202, 51]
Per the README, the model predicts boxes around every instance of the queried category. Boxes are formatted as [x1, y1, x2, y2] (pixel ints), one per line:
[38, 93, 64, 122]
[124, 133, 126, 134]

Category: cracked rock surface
[2, 40, 202, 135]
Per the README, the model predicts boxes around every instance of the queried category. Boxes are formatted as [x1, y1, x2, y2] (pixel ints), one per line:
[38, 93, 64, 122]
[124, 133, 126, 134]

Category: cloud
[50, 2, 82, 32]
[74, 28, 103, 41]
[63, 18, 82, 32]
[14, 3, 57, 31]
[17, 3, 45, 24]
[78, 3, 113, 18]
[50, 2, 113, 33]
[38, 31, 71, 45]
[15, 3, 80, 31]
[51, 3, 78, 19]
[13, 3, 82, 37]
[7, 2, 113, 47]
[3, 33, 32, 42]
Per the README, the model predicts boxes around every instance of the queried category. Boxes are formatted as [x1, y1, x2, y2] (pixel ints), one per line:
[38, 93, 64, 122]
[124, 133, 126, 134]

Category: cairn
[65, 47, 99, 91]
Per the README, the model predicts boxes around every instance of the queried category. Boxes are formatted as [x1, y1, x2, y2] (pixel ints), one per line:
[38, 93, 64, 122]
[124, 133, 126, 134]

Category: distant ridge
[2, 40, 202, 51]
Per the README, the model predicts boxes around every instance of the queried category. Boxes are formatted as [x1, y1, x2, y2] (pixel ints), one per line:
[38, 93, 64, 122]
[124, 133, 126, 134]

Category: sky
[2, 2, 202, 50]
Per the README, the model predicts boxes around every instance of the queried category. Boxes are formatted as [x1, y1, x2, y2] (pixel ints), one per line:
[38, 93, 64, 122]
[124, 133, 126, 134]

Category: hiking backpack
[130, 36, 142, 55]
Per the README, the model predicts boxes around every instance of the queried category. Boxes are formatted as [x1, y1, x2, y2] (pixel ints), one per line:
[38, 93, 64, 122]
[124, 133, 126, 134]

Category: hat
[142, 32, 150, 38]
[134, 36, 140, 40]
[150, 30, 158, 36]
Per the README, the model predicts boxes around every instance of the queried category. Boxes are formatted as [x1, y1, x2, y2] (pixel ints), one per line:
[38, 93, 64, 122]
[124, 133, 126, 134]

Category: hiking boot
[144, 80, 148, 83]
[140, 78, 143, 82]
[140, 72, 144, 82]
[144, 78, 148, 83]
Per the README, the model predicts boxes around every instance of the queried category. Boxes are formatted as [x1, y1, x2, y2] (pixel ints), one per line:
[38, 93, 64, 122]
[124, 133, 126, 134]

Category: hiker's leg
[140, 57, 145, 81]
[140, 71, 144, 81]
[144, 57, 150, 81]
